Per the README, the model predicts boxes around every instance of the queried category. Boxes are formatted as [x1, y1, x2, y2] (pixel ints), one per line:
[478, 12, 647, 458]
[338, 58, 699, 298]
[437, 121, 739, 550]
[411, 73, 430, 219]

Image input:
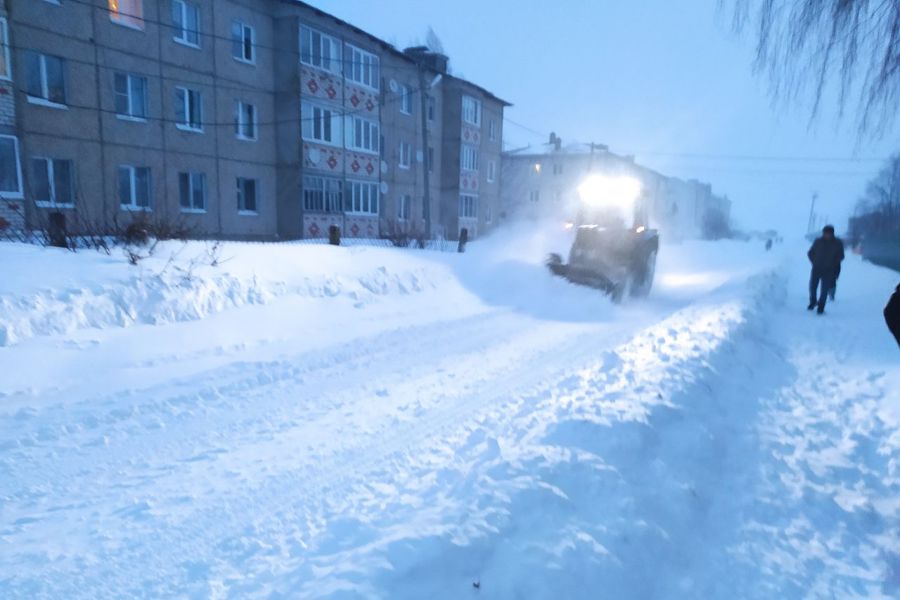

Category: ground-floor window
[398, 194, 411, 220]
[32, 157, 75, 207]
[348, 180, 378, 215]
[178, 171, 206, 211]
[0, 135, 23, 198]
[237, 177, 257, 213]
[303, 174, 342, 212]
[118, 165, 151, 210]
[459, 193, 477, 218]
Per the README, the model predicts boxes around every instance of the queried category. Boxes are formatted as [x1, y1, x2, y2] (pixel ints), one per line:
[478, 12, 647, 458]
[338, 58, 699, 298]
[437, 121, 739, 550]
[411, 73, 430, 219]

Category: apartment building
[501, 139, 731, 240]
[0, 0, 509, 241]
[438, 73, 506, 240]
[0, 0, 23, 231]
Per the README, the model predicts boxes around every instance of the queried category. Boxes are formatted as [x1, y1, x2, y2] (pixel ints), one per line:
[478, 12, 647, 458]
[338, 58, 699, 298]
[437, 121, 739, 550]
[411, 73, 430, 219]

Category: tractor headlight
[577, 175, 641, 210]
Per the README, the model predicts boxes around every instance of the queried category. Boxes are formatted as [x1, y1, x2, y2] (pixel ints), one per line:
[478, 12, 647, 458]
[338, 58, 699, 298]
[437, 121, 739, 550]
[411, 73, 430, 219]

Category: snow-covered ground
[0, 231, 897, 599]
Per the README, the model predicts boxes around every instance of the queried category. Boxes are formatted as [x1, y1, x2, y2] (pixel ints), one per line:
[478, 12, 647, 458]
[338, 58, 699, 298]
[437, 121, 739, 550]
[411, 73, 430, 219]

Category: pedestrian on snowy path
[885, 284, 900, 347]
[807, 225, 844, 314]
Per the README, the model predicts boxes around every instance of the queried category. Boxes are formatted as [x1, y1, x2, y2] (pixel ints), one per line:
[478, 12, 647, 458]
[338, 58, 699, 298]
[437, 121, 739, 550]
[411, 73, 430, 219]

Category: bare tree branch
[725, 0, 900, 137]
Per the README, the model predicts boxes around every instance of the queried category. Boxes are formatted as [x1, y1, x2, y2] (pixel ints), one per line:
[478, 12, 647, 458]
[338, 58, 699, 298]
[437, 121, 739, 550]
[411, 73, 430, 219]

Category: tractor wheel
[629, 249, 657, 298]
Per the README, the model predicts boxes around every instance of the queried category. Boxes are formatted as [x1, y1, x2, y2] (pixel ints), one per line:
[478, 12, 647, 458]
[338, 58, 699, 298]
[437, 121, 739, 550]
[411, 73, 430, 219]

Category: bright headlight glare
[577, 175, 641, 208]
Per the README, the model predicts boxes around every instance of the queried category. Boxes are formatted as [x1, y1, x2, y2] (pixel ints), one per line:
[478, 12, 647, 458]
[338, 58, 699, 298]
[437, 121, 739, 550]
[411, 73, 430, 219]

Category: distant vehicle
[547, 174, 659, 302]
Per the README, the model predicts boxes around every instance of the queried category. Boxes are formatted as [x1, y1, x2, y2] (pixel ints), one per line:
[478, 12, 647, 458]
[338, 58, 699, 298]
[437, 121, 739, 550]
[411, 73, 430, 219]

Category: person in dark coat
[885, 284, 900, 347]
[807, 225, 844, 314]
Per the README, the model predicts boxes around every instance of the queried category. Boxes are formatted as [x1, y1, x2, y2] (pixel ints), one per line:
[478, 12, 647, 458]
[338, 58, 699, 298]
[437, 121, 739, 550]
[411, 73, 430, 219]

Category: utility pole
[417, 64, 432, 239]
[807, 191, 818, 234]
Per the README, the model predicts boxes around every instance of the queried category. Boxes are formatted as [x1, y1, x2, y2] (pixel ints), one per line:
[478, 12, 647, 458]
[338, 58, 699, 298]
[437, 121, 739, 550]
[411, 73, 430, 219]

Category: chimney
[403, 46, 449, 73]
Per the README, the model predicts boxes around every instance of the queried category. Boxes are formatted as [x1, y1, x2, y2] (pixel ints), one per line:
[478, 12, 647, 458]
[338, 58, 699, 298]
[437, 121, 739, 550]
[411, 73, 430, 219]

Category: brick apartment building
[0, 0, 509, 240]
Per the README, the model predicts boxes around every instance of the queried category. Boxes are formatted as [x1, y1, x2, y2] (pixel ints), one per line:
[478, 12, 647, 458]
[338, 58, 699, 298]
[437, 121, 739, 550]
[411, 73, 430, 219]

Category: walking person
[807, 225, 844, 314]
[886, 284, 900, 347]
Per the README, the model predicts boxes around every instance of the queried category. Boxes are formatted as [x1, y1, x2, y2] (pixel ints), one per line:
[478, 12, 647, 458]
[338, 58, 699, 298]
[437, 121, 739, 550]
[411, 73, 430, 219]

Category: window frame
[462, 95, 482, 126]
[172, 0, 201, 48]
[118, 165, 152, 211]
[299, 25, 342, 75]
[235, 100, 257, 141]
[0, 135, 24, 199]
[346, 44, 379, 90]
[0, 18, 11, 82]
[347, 115, 379, 154]
[347, 179, 379, 216]
[489, 119, 497, 141]
[398, 141, 411, 169]
[459, 193, 477, 219]
[301, 100, 341, 146]
[237, 176, 258, 214]
[32, 156, 75, 208]
[25, 52, 67, 108]
[460, 144, 478, 172]
[109, 0, 144, 30]
[114, 72, 148, 121]
[302, 174, 342, 213]
[232, 20, 256, 64]
[398, 193, 411, 221]
[175, 86, 203, 132]
[178, 171, 206, 212]
[426, 95, 435, 121]
[399, 84, 412, 115]
[487, 159, 496, 183]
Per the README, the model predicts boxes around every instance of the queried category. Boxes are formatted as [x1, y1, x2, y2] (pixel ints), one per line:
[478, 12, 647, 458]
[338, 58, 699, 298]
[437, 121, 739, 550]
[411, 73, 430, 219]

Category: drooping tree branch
[726, 0, 900, 137]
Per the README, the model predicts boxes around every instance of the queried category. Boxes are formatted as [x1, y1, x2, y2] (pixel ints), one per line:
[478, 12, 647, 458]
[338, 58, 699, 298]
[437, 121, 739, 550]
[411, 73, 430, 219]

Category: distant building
[0, 0, 508, 241]
[501, 138, 730, 240]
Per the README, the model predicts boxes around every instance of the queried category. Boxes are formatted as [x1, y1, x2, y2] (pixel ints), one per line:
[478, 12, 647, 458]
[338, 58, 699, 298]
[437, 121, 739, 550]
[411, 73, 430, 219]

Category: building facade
[0, 0, 508, 241]
[501, 140, 730, 241]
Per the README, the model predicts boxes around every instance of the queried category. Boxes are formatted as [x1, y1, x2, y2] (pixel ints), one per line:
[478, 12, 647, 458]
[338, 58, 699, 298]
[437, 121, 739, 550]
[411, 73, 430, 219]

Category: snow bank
[0, 241, 440, 346]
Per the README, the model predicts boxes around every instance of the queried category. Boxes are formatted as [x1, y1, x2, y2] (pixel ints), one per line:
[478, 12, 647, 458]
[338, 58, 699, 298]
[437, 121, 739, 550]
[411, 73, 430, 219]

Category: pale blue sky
[308, 0, 898, 233]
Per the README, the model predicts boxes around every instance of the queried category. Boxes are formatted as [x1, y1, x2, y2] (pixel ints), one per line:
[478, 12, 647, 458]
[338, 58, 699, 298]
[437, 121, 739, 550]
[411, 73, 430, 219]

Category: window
[347, 116, 379, 153]
[462, 95, 481, 126]
[348, 180, 378, 215]
[347, 45, 379, 89]
[0, 18, 10, 81]
[529, 189, 540, 203]
[32, 158, 74, 207]
[118, 165, 151, 210]
[399, 84, 412, 115]
[175, 86, 203, 131]
[487, 160, 495, 182]
[114, 73, 148, 120]
[25, 52, 66, 106]
[459, 194, 477, 218]
[460, 144, 478, 171]
[399, 141, 411, 169]
[237, 177, 257, 213]
[235, 100, 257, 140]
[398, 194, 411, 220]
[489, 119, 497, 141]
[427, 147, 434, 172]
[486, 204, 493, 224]
[426, 96, 435, 121]
[172, 0, 200, 47]
[232, 21, 255, 64]
[0, 135, 23, 198]
[553, 163, 564, 175]
[303, 175, 342, 212]
[109, 0, 144, 29]
[300, 25, 342, 74]
[178, 171, 206, 211]
[301, 101, 341, 145]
